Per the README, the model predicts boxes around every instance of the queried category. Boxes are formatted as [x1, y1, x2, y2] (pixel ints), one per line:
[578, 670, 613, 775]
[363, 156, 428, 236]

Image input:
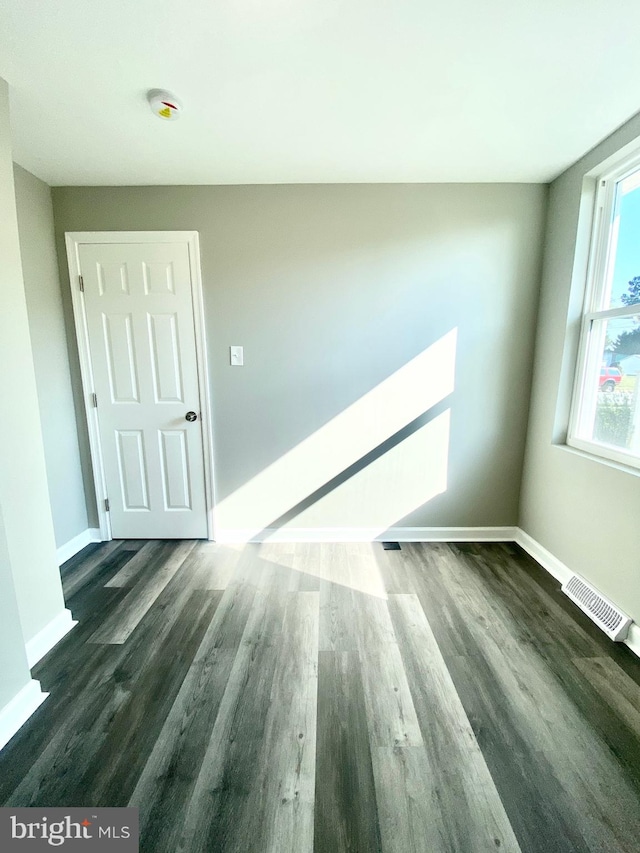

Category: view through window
[569, 159, 640, 467]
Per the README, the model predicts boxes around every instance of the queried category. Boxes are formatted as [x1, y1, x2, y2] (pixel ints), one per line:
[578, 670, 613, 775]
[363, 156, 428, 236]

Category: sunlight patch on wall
[279, 409, 450, 534]
[215, 329, 456, 538]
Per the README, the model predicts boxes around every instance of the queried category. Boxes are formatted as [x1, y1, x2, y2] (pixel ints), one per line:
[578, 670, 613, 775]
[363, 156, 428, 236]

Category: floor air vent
[562, 574, 632, 641]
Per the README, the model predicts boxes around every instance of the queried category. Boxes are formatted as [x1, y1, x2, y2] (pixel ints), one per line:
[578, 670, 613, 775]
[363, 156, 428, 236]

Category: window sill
[559, 438, 640, 478]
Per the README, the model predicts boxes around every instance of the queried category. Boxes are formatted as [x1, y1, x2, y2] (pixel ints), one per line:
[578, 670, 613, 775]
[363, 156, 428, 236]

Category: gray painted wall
[521, 112, 640, 624]
[0, 77, 66, 647]
[0, 501, 32, 713]
[52, 183, 547, 534]
[14, 165, 88, 549]
[0, 79, 32, 734]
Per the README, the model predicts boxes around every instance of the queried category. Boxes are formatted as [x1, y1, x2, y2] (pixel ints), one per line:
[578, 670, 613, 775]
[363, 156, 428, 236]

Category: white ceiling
[2, 0, 640, 186]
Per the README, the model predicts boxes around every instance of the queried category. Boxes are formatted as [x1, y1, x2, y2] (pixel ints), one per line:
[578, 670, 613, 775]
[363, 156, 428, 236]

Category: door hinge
[79, 275, 84, 292]
[104, 498, 110, 512]
[91, 392, 98, 408]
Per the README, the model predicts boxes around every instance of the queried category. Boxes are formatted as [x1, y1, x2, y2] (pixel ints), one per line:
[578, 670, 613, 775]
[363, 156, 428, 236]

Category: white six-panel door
[76, 239, 209, 539]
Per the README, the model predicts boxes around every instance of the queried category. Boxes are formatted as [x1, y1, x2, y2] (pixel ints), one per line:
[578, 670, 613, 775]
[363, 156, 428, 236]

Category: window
[568, 152, 640, 469]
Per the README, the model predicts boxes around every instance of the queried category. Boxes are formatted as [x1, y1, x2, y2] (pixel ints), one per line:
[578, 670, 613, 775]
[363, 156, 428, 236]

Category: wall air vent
[562, 574, 632, 641]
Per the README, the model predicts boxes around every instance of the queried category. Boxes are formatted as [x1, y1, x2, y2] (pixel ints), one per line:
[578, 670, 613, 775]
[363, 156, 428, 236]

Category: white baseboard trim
[625, 623, 640, 658]
[0, 680, 48, 753]
[56, 528, 102, 566]
[26, 609, 78, 669]
[513, 529, 572, 585]
[514, 527, 639, 661]
[215, 526, 519, 544]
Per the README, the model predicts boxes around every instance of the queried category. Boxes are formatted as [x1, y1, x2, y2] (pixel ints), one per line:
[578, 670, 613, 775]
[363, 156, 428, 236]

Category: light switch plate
[230, 345, 244, 366]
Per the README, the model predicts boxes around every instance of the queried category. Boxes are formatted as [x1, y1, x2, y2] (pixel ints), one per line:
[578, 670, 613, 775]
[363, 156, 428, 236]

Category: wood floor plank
[91, 540, 198, 644]
[289, 542, 325, 591]
[453, 543, 606, 659]
[2, 550, 218, 807]
[404, 544, 481, 659]
[314, 650, 383, 853]
[387, 593, 521, 852]
[2, 540, 639, 853]
[319, 578, 357, 652]
[572, 656, 640, 738]
[87, 590, 223, 805]
[0, 582, 134, 801]
[506, 541, 640, 678]
[62, 539, 123, 598]
[119, 539, 148, 551]
[318, 545, 361, 651]
[375, 544, 418, 594]
[36, 584, 130, 689]
[4, 679, 135, 808]
[131, 645, 236, 852]
[176, 571, 317, 853]
[186, 541, 245, 590]
[255, 590, 319, 853]
[353, 591, 423, 748]
[423, 543, 640, 853]
[371, 745, 449, 853]
[348, 548, 387, 599]
[60, 541, 104, 576]
[104, 540, 168, 588]
[174, 561, 293, 851]
[259, 540, 297, 561]
[6, 584, 218, 810]
[65, 549, 132, 607]
[129, 552, 263, 850]
[448, 652, 595, 853]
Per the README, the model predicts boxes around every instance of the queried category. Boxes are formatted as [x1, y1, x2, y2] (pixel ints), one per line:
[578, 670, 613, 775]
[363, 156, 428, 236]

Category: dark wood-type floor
[2, 539, 640, 852]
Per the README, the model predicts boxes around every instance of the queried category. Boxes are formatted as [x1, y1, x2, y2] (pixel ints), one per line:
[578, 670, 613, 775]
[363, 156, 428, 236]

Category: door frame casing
[65, 231, 216, 541]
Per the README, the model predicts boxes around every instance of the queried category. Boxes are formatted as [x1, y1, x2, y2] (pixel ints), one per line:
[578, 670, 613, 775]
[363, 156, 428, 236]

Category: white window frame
[567, 148, 640, 470]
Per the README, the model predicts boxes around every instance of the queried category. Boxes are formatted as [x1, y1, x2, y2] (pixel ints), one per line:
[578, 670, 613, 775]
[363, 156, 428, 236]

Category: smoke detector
[147, 89, 182, 121]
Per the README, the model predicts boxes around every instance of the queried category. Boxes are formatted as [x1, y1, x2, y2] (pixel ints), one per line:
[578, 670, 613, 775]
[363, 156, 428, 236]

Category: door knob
[185, 411, 198, 422]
